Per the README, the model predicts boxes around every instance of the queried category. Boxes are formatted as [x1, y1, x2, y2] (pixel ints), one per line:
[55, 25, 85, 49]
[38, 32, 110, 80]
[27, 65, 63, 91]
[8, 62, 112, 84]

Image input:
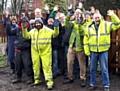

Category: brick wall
[22, 0, 43, 13]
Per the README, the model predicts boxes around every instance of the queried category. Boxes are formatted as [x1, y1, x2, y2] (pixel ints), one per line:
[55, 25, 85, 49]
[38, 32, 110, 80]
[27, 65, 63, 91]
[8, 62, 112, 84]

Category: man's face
[59, 15, 65, 23]
[85, 14, 91, 20]
[47, 18, 54, 25]
[75, 12, 81, 19]
[30, 23, 35, 28]
[35, 11, 42, 18]
[35, 21, 42, 30]
[93, 14, 101, 25]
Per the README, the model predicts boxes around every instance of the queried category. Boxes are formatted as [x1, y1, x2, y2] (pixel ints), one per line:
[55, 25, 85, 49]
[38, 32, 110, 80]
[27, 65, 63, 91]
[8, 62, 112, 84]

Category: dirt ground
[0, 65, 120, 91]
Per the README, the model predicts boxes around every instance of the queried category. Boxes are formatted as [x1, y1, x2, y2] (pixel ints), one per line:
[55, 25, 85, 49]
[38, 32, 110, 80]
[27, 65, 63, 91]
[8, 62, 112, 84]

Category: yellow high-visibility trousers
[31, 48, 53, 86]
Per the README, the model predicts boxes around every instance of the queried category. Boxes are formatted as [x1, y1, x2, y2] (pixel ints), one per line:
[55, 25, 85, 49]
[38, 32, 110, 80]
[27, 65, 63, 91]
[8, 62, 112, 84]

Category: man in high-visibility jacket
[84, 10, 120, 91]
[22, 18, 59, 90]
[63, 9, 87, 87]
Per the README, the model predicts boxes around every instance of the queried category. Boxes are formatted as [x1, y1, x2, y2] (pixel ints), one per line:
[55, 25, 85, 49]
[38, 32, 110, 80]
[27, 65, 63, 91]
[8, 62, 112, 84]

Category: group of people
[3, 2, 120, 91]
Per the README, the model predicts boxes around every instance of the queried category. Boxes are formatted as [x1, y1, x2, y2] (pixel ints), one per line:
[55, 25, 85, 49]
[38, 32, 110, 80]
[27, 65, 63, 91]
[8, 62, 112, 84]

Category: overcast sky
[2, 0, 11, 9]
[6, 0, 11, 7]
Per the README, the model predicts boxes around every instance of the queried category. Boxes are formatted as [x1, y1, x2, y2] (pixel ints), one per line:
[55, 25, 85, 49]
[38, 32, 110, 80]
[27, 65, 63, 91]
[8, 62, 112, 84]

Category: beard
[95, 20, 100, 25]
[36, 24, 43, 30]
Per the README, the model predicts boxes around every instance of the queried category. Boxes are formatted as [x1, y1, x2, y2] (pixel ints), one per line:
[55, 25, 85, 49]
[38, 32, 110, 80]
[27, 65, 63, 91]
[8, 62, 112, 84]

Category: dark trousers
[10, 60, 15, 70]
[52, 48, 59, 75]
[85, 56, 88, 67]
[15, 49, 33, 78]
[58, 47, 65, 74]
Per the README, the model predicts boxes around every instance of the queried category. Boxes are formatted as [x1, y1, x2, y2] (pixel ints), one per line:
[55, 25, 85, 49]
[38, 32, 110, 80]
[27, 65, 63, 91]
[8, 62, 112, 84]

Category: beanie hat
[35, 18, 43, 24]
[30, 19, 35, 24]
[84, 10, 91, 15]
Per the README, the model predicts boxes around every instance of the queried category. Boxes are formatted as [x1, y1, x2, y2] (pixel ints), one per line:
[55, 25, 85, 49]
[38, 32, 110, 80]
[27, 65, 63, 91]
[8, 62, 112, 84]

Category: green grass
[0, 55, 7, 61]
[0, 55, 7, 67]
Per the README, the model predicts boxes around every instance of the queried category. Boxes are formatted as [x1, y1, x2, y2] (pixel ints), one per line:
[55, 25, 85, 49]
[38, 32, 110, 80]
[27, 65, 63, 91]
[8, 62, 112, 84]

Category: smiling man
[22, 18, 59, 90]
[84, 10, 120, 91]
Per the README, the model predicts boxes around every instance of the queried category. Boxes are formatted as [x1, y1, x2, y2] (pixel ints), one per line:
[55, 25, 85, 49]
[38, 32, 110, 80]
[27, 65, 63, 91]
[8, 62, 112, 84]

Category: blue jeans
[52, 49, 59, 75]
[90, 51, 110, 87]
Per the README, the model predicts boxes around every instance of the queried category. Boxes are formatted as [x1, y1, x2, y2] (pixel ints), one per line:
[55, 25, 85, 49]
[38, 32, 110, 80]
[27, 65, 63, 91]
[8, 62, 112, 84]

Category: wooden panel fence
[0, 12, 45, 43]
[0, 12, 36, 43]
[0, 11, 120, 74]
[107, 10, 120, 74]
[0, 15, 7, 43]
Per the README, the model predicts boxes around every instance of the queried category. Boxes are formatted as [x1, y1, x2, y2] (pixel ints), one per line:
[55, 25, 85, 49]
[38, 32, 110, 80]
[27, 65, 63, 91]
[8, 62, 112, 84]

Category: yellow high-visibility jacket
[84, 14, 120, 56]
[22, 26, 59, 53]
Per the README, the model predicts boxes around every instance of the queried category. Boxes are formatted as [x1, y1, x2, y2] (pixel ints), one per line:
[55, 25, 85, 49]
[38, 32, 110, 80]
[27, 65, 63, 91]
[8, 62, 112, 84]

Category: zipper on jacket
[94, 24, 99, 52]
[94, 26, 98, 52]
[36, 30, 39, 52]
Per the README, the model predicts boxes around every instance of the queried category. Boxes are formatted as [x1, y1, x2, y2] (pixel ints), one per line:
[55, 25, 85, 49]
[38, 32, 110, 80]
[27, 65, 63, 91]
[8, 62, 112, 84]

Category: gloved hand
[54, 20, 60, 27]
[21, 22, 27, 28]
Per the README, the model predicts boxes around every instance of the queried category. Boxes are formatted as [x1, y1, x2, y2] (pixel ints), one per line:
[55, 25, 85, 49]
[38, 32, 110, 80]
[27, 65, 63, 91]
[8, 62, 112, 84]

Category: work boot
[26, 78, 34, 84]
[31, 79, 42, 87]
[11, 78, 21, 83]
[47, 86, 53, 90]
[63, 78, 74, 84]
[30, 83, 40, 87]
[81, 79, 86, 87]
[104, 87, 110, 91]
[10, 69, 15, 74]
[89, 85, 95, 91]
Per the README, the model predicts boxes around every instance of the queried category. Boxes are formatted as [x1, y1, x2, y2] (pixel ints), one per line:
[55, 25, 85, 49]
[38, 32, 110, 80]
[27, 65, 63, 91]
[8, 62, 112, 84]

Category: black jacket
[46, 24, 60, 48]
[5, 16, 31, 50]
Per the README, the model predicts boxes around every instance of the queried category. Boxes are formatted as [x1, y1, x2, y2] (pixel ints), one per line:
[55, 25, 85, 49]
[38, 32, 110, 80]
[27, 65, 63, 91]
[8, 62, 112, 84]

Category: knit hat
[35, 18, 43, 24]
[84, 10, 91, 15]
[48, 16, 54, 19]
[30, 19, 35, 24]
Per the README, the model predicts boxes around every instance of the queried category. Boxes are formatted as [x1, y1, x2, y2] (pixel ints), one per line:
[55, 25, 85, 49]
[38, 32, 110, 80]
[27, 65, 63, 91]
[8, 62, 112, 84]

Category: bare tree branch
[9, 0, 24, 14]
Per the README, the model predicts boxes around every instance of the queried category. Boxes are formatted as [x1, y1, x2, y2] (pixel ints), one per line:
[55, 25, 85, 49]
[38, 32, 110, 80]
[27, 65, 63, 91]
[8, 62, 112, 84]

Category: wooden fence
[0, 15, 6, 43]
[1, 11, 120, 74]
[0, 12, 46, 42]
[107, 10, 120, 74]
[0, 12, 36, 43]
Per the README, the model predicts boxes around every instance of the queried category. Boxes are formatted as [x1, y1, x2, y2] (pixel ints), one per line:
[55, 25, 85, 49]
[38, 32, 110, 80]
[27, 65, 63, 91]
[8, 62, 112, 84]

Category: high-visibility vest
[84, 14, 120, 55]
[22, 26, 59, 53]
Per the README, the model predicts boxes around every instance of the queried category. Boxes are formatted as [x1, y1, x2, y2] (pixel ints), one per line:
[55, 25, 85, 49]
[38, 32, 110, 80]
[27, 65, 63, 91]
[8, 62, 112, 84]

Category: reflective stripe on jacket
[22, 26, 59, 53]
[84, 14, 120, 55]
